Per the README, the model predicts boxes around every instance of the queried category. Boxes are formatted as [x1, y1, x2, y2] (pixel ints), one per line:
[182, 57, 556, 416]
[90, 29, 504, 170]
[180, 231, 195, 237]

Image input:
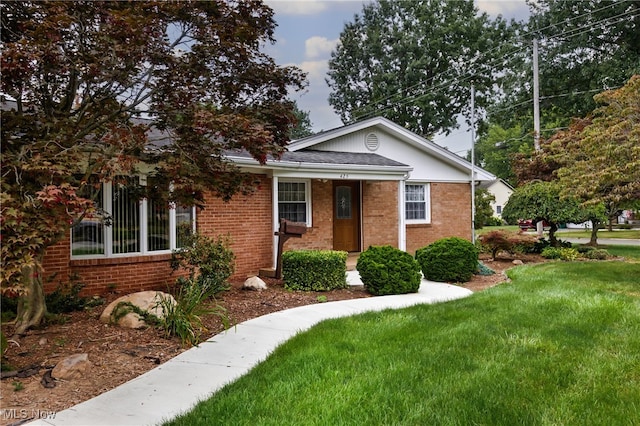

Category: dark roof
[226, 149, 409, 168]
[2, 100, 406, 168]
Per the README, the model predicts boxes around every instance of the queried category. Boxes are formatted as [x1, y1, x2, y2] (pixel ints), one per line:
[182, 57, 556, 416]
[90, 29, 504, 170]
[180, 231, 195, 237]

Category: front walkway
[28, 276, 472, 426]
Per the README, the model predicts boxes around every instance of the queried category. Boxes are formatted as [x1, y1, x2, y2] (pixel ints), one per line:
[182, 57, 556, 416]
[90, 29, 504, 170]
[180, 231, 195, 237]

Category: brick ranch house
[41, 116, 495, 295]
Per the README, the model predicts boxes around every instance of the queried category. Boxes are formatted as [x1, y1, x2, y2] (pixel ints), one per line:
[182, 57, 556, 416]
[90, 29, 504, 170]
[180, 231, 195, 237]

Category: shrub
[485, 217, 505, 227]
[583, 248, 611, 260]
[282, 250, 348, 291]
[171, 232, 235, 295]
[356, 245, 421, 295]
[476, 261, 495, 276]
[156, 277, 229, 347]
[541, 247, 580, 261]
[416, 237, 478, 283]
[478, 231, 538, 259]
[44, 275, 104, 314]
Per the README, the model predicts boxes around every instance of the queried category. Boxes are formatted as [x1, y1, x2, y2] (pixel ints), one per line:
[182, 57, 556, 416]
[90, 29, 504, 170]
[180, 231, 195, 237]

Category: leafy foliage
[474, 188, 496, 229]
[44, 277, 103, 314]
[282, 250, 348, 292]
[156, 278, 228, 347]
[541, 247, 580, 261]
[553, 76, 640, 208]
[478, 230, 538, 259]
[170, 233, 235, 296]
[491, 0, 639, 131]
[0, 0, 305, 332]
[356, 246, 421, 296]
[502, 181, 586, 246]
[327, 0, 515, 136]
[415, 237, 479, 283]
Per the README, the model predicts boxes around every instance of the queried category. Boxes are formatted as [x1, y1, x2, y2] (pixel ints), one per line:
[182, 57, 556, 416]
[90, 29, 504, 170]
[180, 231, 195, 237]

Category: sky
[263, 0, 532, 155]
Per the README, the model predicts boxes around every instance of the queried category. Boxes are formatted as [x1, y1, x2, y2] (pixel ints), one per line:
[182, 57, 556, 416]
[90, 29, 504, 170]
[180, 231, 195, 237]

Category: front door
[333, 181, 360, 252]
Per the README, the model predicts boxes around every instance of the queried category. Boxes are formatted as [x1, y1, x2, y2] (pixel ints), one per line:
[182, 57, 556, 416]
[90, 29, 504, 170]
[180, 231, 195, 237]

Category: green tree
[327, 0, 516, 137]
[491, 0, 640, 131]
[473, 124, 531, 186]
[502, 181, 585, 246]
[474, 188, 496, 229]
[289, 102, 313, 139]
[554, 76, 640, 211]
[0, 1, 306, 334]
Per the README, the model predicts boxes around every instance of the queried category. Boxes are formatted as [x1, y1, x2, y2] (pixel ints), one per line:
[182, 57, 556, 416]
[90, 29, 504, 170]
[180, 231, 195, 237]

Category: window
[71, 178, 195, 257]
[405, 183, 430, 223]
[496, 205, 502, 214]
[278, 180, 310, 224]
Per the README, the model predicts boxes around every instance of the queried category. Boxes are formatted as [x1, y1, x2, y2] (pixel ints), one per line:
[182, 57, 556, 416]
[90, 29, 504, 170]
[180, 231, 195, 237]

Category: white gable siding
[487, 180, 513, 218]
[305, 129, 471, 182]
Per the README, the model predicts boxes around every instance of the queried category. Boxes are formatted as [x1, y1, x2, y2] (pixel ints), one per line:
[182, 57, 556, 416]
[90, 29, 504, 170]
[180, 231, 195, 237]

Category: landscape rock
[242, 276, 267, 291]
[51, 353, 91, 381]
[512, 259, 524, 265]
[100, 291, 176, 329]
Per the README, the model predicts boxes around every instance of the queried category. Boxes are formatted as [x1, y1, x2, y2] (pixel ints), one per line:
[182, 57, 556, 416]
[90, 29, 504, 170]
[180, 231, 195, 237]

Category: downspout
[398, 177, 407, 252]
[272, 175, 279, 270]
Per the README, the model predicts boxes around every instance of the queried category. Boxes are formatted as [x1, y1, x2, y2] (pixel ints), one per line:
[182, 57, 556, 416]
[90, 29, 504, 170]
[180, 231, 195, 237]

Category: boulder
[242, 276, 267, 291]
[51, 353, 91, 380]
[512, 259, 524, 265]
[100, 291, 176, 329]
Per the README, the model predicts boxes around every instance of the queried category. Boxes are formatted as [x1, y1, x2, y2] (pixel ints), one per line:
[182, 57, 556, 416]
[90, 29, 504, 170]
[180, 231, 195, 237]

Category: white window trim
[404, 182, 431, 224]
[70, 180, 196, 259]
[277, 178, 312, 227]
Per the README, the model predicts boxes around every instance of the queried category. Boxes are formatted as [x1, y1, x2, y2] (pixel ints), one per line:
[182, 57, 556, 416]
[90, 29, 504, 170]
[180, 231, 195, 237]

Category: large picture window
[71, 177, 195, 257]
[278, 180, 310, 225]
[405, 183, 430, 223]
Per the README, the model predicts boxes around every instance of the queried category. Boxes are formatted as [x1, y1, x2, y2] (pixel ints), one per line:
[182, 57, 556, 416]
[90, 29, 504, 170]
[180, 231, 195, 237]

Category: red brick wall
[405, 182, 472, 255]
[40, 178, 472, 295]
[41, 175, 274, 296]
[284, 179, 333, 251]
[362, 181, 399, 248]
[197, 175, 273, 279]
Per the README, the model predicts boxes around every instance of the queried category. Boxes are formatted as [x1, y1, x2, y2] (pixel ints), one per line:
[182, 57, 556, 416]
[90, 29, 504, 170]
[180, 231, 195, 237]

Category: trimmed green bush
[356, 245, 421, 295]
[583, 248, 611, 260]
[283, 250, 348, 291]
[541, 247, 580, 261]
[416, 237, 479, 283]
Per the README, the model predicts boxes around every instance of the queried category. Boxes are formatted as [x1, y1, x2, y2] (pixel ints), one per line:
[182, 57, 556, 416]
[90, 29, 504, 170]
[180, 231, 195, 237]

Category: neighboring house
[41, 117, 495, 295]
[478, 178, 514, 219]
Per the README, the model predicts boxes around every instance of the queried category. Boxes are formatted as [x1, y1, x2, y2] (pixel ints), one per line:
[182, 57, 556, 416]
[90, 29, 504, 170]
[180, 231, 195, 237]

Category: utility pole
[533, 38, 543, 237]
[470, 84, 476, 243]
[533, 38, 541, 151]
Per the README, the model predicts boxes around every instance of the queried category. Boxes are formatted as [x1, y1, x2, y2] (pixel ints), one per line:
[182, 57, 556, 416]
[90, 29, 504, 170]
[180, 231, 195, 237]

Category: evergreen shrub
[356, 245, 421, 295]
[283, 250, 348, 291]
[416, 237, 479, 283]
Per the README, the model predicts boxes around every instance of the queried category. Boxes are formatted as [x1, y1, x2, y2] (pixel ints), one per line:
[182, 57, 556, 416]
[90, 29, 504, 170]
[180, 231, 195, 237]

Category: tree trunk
[14, 262, 47, 336]
[548, 222, 559, 247]
[589, 220, 600, 246]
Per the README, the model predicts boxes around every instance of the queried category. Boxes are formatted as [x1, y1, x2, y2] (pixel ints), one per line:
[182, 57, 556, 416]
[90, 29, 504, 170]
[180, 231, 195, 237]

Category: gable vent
[365, 133, 379, 151]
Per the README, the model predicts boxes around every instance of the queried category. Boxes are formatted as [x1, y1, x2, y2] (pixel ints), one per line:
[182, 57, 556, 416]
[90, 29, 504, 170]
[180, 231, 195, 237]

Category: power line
[343, 6, 638, 126]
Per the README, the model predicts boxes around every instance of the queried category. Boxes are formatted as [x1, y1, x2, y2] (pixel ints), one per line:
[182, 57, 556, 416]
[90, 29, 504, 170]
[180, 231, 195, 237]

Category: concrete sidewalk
[28, 275, 472, 426]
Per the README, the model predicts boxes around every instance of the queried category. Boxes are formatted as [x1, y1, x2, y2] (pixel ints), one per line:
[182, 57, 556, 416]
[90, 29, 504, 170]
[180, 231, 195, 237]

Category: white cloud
[476, 0, 530, 20]
[298, 60, 328, 81]
[305, 36, 339, 59]
[265, 0, 328, 16]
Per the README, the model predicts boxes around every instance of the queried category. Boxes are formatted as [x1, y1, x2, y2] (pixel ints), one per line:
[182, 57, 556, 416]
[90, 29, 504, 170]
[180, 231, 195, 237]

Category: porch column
[398, 180, 406, 251]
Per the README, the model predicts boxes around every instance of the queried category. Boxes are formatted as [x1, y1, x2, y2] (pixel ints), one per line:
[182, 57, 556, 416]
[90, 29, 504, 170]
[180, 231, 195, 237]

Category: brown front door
[333, 181, 360, 252]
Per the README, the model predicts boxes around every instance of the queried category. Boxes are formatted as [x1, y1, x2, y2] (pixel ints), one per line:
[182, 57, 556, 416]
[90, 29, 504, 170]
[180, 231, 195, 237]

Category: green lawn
[605, 244, 640, 260]
[165, 261, 640, 426]
[477, 226, 640, 240]
[559, 229, 640, 240]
